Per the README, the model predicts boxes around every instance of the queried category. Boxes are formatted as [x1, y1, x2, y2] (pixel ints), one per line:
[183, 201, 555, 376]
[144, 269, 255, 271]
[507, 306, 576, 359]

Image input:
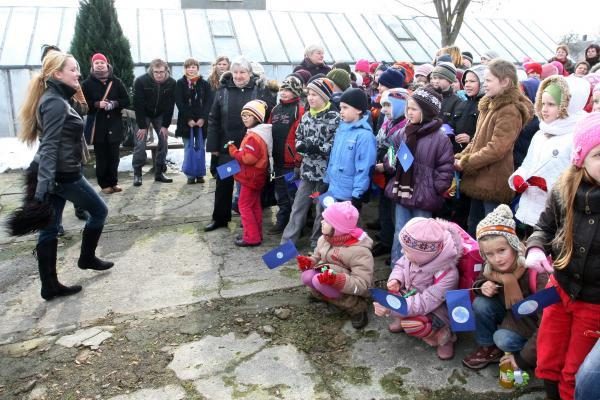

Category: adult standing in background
[293, 45, 331, 78]
[204, 57, 276, 232]
[81, 53, 130, 194]
[548, 44, 575, 75]
[207, 56, 231, 178]
[132, 58, 176, 186]
[584, 44, 599, 70]
[175, 57, 212, 184]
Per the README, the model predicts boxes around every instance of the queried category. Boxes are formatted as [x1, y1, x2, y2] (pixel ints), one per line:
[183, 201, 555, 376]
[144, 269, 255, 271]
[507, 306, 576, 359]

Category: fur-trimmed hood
[219, 71, 278, 93]
[478, 86, 533, 126]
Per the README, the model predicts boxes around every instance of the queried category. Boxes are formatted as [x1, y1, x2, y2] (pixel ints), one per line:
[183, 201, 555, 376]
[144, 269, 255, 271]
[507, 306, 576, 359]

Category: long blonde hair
[18, 52, 74, 146]
[552, 165, 590, 269]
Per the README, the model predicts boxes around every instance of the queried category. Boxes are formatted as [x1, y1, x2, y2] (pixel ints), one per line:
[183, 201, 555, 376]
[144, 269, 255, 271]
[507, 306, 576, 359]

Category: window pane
[117, 8, 140, 64]
[380, 14, 412, 40]
[345, 13, 390, 61]
[250, 11, 288, 63]
[486, 19, 527, 61]
[457, 21, 489, 60]
[0, 8, 36, 65]
[163, 10, 190, 62]
[207, 9, 240, 57]
[0, 70, 13, 136]
[28, 8, 62, 65]
[185, 9, 215, 62]
[289, 12, 331, 61]
[401, 40, 432, 64]
[138, 9, 166, 62]
[512, 20, 554, 60]
[310, 13, 351, 62]
[401, 18, 438, 57]
[493, 19, 546, 62]
[213, 38, 239, 59]
[230, 10, 263, 62]
[10, 69, 32, 123]
[58, 8, 77, 53]
[414, 17, 442, 50]
[364, 14, 411, 62]
[270, 11, 305, 64]
[327, 13, 371, 61]
[467, 18, 516, 62]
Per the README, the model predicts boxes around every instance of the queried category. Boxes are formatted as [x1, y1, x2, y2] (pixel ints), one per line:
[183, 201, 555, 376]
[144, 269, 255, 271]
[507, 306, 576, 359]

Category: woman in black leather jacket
[17, 51, 114, 301]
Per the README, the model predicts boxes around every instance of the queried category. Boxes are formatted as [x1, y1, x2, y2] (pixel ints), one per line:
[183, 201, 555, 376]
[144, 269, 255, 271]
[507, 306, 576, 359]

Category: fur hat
[399, 217, 445, 265]
[307, 78, 334, 102]
[432, 62, 457, 83]
[414, 63, 434, 78]
[241, 99, 267, 123]
[354, 59, 370, 73]
[411, 85, 442, 122]
[340, 88, 368, 113]
[322, 201, 365, 239]
[280, 75, 303, 98]
[326, 69, 351, 91]
[91, 53, 108, 63]
[380, 88, 409, 120]
[378, 68, 406, 89]
[476, 204, 520, 253]
[572, 112, 600, 168]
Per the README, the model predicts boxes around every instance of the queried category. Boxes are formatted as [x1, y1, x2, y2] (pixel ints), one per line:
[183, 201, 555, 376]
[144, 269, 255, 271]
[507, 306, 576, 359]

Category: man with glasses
[132, 58, 176, 186]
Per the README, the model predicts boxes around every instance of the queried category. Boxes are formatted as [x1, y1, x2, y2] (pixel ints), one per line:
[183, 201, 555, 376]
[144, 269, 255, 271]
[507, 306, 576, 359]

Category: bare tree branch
[391, 0, 437, 19]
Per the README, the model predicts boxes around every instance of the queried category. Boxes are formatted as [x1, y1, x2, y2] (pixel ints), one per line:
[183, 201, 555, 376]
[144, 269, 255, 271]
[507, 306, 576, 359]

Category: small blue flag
[293, 179, 302, 188]
[283, 172, 295, 182]
[397, 142, 414, 172]
[262, 240, 299, 269]
[369, 288, 408, 315]
[441, 123, 455, 137]
[511, 286, 560, 318]
[446, 289, 476, 332]
[318, 191, 336, 208]
[216, 160, 240, 179]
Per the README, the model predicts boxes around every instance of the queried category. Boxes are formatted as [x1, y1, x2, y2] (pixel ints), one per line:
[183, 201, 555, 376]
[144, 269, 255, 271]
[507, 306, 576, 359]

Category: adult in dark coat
[204, 57, 276, 231]
[293, 44, 331, 77]
[82, 53, 130, 193]
[175, 58, 212, 184]
[513, 78, 541, 169]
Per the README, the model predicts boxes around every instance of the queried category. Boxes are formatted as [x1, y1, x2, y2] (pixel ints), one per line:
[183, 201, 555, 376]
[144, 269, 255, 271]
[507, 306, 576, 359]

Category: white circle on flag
[323, 196, 335, 208]
[226, 167, 232, 172]
[403, 154, 408, 160]
[452, 306, 470, 324]
[517, 300, 539, 315]
[386, 295, 402, 310]
[276, 251, 284, 259]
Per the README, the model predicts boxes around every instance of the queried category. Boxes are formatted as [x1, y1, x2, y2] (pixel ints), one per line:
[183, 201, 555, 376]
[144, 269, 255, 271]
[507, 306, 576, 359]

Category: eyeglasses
[241, 114, 254, 119]
[153, 70, 166, 75]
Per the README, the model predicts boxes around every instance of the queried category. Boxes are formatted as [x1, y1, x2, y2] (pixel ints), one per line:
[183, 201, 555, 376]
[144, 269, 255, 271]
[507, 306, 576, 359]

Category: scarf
[91, 68, 110, 81]
[309, 102, 331, 117]
[392, 118, 443, 199]
[483, 262, 526, 309]
[186, 74, 200, 85]
[325, 233, 359, 247]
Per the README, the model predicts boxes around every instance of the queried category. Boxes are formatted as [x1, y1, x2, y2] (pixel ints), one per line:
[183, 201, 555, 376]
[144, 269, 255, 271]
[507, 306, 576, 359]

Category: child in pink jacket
[374, 217, 462, 360]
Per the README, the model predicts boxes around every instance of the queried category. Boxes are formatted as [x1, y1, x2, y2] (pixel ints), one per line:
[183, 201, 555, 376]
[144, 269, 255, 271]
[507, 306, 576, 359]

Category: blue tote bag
[182, 127, 206, 177]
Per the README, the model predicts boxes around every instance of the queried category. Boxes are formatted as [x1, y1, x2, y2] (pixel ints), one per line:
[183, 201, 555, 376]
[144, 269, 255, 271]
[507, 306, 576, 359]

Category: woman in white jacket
[509, 76, 590, 230]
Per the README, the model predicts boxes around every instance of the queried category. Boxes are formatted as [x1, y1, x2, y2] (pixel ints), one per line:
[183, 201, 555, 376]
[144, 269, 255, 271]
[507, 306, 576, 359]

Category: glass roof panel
[379, 14, 412, 40]
[515, 20, 555, 58]
[467, 18, 516, 62]
[414, 17, 442, 50]
[345, 13, 390, 61]
[0, 8, 10, 56]
[163, 10, 190, 62]
[485, 19, 528, 61]
[288, 12, 330, 61]
[400, 40, 432, 64]
[229, 10, 264, 62]
[138, 9, 166, 62]
[456, 21, 489, 59]
[117, 8, 140, 63]
[28, 8, 62, 65]
[250, 10, 287, 63]
[310, 13, 352, 62]
[493, 18, 546, 62]
[401, 18, 438, 57]
[185, 9, 215, 62]
[327, 13, 372, 61]
[206, 9, 239, 57]
[0, 70, 12, 135]
[270, 11, 305, 64]
[0, 8, 36, 65]
[57, 7, 77, 53]
[364, 14, 411, 62]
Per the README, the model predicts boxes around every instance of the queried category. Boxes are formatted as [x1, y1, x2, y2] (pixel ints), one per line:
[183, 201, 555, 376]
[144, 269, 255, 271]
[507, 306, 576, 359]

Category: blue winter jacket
[324, 114, 376, 200]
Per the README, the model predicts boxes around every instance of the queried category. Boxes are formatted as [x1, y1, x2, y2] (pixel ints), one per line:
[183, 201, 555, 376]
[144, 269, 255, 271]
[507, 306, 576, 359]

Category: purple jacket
[388, 219, 462, 323]
[384, 120, 454, 211]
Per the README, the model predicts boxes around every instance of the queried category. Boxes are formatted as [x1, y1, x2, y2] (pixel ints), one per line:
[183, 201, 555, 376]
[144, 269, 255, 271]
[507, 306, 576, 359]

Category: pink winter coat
[388, 220, 462, 323]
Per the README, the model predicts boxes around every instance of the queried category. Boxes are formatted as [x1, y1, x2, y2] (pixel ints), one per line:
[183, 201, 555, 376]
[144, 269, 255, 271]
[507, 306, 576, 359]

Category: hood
[479, 86, 533, 126]
[416, 219, 462, 273]
[340, 113, 371, 131]
[356, 233, 374, 250]
[248, 123, 273, 157]
[535, 75, 590, 120]
[520, 78, 540, 103]
[462, 65, 487, 97]
[219, 70, 257, 89]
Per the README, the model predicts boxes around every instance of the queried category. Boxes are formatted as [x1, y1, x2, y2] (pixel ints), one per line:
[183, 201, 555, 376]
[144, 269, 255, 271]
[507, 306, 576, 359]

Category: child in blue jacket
[324, 88, 376, 210]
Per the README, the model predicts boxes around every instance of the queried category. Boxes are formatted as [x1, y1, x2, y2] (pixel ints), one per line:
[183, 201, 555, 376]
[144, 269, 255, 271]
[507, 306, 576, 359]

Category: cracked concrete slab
[107, 384, 187, 400]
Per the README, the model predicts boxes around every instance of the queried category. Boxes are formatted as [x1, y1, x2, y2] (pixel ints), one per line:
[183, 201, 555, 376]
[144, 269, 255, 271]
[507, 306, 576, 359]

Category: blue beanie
[381, 89, 409, 120]
[378, 68, 405, 89]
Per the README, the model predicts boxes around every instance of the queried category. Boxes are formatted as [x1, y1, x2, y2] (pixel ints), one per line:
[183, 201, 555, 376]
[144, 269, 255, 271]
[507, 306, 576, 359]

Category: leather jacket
[34, 79, 84, 200]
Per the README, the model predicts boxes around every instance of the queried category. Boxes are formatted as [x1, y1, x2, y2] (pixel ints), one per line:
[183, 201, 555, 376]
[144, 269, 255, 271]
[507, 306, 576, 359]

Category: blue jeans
[273, 166, 297, 228]
[468, 199, 499, 237]
[576, 339, 600, 400]
[473, 295, 527, 352]
[38, 177, 108, 244]
[391, 204, 432, 265]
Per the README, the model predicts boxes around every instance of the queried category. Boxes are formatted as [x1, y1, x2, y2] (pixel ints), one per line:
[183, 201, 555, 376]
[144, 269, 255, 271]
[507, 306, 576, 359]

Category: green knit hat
[326, 69, 351, 91]
[543, 83, 562, 106]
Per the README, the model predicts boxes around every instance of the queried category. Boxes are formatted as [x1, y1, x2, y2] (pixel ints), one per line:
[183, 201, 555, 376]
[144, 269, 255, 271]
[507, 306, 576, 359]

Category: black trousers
[212, 174, 234, 224]
[95, 141, 121, 188]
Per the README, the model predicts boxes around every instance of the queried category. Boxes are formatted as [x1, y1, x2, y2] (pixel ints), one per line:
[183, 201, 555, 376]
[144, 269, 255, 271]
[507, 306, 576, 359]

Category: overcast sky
[0, 0, 597, 41]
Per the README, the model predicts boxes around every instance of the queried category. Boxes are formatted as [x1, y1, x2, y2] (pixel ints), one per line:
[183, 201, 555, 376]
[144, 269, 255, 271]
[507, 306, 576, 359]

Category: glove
[296, 255, 314, 271]
[351, 197, 362, 209]
[527, 176, 548, 192]
[525, 247, 553, 273]
[512, 175, 529, 193]
[316, 269, 346, 289]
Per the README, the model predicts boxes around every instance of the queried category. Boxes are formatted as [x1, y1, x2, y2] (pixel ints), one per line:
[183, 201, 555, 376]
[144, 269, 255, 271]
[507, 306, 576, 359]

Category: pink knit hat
[399, 218, 445, 265]
[541, 63, 559, 79]
[91, 53, 108, 63]
[322, 201, 365, 239]
[354, 59, 370, 74]
[572, 112, 600, 168]
[415, 63, 434, 78]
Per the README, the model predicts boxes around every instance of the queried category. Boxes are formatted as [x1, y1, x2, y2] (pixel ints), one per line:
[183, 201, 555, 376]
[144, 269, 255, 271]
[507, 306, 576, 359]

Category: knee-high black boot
[37, 239, 82, 300]
[77, 227, 114, 270]
[544, 380, 560, 400]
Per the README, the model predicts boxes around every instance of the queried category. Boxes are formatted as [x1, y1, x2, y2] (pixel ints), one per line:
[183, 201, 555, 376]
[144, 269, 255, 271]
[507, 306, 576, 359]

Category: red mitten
[512, 175, 529, 193]
[527, 176, 548, 192]
[296, 255, 314, 271]
[317, 269, 346, 290]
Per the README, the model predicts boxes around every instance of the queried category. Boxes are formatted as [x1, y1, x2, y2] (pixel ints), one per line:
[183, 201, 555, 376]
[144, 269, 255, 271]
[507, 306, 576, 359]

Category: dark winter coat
[527, 182, 600, 303]
[206, 72, 276, 164]
[293, 58, 331, 77]
[384, 121, 455, 212]
[133, 73, 176, 129]
[81, 75, 130, 144]
[269, 98, 304, 169]
[440, 88, 462, 125]
[449, 93, 482, 154]
[174, 76, 212, 138]
[34, 79, 84, 199]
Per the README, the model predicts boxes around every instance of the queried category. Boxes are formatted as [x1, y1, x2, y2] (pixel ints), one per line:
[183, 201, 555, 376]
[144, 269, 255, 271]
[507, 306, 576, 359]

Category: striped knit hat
[432, 61, 457, 83]
[241, 100, 267, 123]
[307, 78, 334, 102]
[476, 204, 520, 252]
[411, 85, 442, 122]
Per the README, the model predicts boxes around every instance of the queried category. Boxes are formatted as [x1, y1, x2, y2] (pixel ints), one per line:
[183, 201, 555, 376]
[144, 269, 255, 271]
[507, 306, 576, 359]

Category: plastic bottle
[499, 352, 514, 389]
